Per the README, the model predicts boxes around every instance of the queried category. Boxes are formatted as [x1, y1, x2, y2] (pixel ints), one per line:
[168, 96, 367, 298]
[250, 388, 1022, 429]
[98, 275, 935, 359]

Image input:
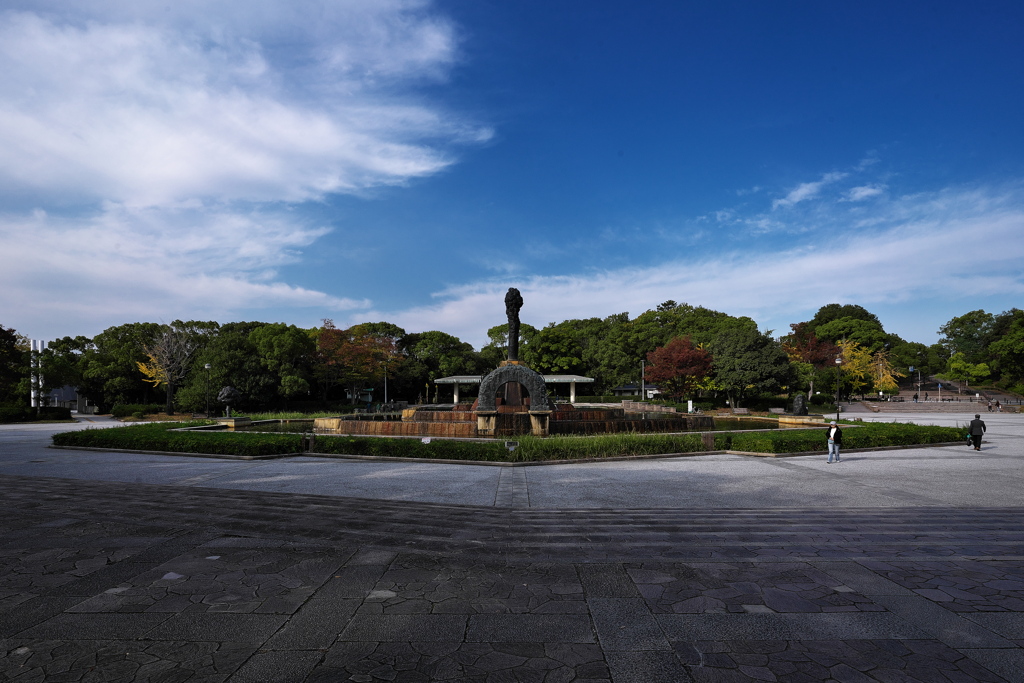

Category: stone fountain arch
[476, 364, 550, 412]
[475, 364, 552, 436]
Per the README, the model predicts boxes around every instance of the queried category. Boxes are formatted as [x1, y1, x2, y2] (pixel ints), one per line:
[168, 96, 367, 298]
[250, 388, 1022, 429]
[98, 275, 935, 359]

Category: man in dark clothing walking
[968, 414, 986, 451]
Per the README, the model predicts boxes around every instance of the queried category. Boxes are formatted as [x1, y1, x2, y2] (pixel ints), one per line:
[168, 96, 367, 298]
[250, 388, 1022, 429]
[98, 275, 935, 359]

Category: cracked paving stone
[357, 554, 587, 616]
[310, 641, 611, 682]
[859, 560, 1024, 612]
[0, 638, 255, 682]
[627, 562, 884, 614]
[673, 639, 1010, 682]
[64, 543, 345, 616]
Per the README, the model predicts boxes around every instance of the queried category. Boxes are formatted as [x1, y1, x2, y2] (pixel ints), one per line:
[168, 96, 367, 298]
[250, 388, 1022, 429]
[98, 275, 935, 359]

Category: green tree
[989, 317, 1024, 386]
[809, 303, 881, 331]
[404, 331, 484, 402]
[709, 327, 791, 408]
[522, 324, 585, 374]
[0, 324, 29, 406]
[938, 310, 995, 365]
[942, 352, 990, 391]
[75, 322, 164, 411]
[249, 323, 316, 401]
[177, 322, 280, 412]
[814, 317, 890, 352]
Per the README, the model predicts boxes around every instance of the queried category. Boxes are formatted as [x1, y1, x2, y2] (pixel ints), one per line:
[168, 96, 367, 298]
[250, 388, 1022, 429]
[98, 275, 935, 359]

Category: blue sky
[2, 0, 1023, 348]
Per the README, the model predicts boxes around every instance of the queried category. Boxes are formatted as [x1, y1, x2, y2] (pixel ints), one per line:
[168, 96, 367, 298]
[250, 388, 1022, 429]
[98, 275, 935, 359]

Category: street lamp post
[204, 363, 211, 417]
[640, 359, 645, 399]
[835, 356, 843, 421]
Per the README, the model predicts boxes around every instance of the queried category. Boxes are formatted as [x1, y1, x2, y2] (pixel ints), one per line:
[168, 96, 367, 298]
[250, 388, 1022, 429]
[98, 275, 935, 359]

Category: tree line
[1, 302, 1022, 416]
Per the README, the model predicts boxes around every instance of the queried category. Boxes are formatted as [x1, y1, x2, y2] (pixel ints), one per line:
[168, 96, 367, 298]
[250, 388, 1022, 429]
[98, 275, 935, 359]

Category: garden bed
[51, 421, 966, 462]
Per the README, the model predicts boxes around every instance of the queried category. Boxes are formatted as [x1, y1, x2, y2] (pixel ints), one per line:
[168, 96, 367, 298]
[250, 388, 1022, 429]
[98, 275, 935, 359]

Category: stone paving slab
[2, 417, 1024, 681]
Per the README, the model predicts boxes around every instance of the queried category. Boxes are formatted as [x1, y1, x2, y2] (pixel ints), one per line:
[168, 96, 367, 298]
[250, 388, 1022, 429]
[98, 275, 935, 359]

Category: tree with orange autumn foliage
[645, 336, 713, 400]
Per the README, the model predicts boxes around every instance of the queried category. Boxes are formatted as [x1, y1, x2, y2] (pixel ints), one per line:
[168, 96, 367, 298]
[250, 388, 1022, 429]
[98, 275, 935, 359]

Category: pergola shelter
[434, 374, 594, 403]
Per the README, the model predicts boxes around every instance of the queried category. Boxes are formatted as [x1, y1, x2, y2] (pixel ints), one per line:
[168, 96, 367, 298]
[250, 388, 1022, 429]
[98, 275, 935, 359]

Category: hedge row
[111, 404, 165, 418]
[51, 421, 965, 460]
[716, 423, 964, 454]
[1, 404, 73, 423]
[52, 422, 302, 457]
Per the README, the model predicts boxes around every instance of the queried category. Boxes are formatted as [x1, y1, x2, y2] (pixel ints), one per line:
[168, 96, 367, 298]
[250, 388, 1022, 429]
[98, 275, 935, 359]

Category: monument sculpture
[792, 393, 808, 416]
[505, 287, 524, 361]
[475, 288, 551, 434]
[217, 386, 242, 417]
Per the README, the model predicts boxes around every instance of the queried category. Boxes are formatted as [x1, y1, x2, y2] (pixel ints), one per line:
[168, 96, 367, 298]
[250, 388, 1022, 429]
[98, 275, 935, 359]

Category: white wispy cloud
[0, 6, 483, 206]
[0, 1, 486, 338]
[367, 184, 1024, 347]
[0, 205, 369, 335]
[772, 171, 848, 209]
[844, 185, 886, 201]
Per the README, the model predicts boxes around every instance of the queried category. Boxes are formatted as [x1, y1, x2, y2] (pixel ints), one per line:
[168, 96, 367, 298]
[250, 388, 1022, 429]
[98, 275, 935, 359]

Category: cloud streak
[371, 184, 1024, 347]
[0, 1, 487, 338]
[0, 205, 369, 334]
[772, 172, 848, 209]
[0, 7, 484, 207]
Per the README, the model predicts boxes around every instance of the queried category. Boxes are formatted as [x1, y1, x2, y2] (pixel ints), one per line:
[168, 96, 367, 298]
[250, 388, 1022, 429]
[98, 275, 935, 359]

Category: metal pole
[640, 360, 645, 399]
[835, 356, 842, 421]
[204, 363, 211, 417]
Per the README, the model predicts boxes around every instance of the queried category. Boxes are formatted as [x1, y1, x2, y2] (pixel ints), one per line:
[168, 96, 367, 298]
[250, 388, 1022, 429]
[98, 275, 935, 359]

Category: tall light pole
[640, 359, 645, 399]
[204, 363, 211, 417]
[835, 356, 843, 421]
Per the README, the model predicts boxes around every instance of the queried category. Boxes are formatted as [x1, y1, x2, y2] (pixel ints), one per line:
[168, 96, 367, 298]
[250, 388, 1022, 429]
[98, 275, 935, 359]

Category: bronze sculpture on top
[505, 287, 524, 362]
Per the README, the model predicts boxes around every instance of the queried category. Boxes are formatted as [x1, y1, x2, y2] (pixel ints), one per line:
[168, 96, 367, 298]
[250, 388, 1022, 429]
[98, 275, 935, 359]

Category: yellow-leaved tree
[837, 339, 873, 397]
[872, 349, 906, 394]
[137, 353, 168, 388]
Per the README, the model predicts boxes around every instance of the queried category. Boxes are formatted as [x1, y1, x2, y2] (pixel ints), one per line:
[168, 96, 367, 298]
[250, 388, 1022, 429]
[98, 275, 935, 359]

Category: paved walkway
[1, 413, 1022, 681]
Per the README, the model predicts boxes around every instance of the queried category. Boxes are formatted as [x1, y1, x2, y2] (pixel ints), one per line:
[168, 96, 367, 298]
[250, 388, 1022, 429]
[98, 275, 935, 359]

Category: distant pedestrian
[996, 400, 1002, 412]
[826, 420, 843, 463]
[987, 400, 993, 412]
[925, 392, 929, 401]
[913, 393, 919, 403]
[968, 414, 986, 451]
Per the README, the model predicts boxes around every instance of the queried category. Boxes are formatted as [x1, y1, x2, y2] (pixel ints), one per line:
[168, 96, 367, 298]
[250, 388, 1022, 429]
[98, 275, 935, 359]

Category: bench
[731, 407, 750, 415]
[768, 408, 785, 414]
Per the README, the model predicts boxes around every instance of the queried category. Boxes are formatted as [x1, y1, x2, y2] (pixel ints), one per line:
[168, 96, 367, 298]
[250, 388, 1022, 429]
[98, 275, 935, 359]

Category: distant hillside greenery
[4, 302, 1023, 416]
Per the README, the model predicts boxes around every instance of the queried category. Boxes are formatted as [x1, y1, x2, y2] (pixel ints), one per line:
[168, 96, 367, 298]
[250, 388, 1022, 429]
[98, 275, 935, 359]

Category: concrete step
[859, 401, 1017, 413]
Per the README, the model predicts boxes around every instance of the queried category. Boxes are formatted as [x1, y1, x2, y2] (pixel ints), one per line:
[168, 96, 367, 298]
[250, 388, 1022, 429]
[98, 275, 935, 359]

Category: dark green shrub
[312, 436, 508, 461]
[51, 420, 965, 460]
[0, 404, 72, 423]
[719, 423, 963, 454]
[53, 422, 302, 457]
[111, 403, 164, 418]
[38, 406, 72, 421]
[0, 402, 32, 423]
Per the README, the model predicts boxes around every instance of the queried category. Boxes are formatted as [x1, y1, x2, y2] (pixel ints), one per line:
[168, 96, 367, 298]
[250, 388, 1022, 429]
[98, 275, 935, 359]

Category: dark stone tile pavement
[2, 475, 1024, 681]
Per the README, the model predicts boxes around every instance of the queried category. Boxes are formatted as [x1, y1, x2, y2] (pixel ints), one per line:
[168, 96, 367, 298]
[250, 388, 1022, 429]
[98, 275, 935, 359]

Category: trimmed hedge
[0, 404, 73, 423]
[716, 423, 964, 454]
[52, 422, 302, 457]
[111, 403, 164, 418]
[51, 420, 965, 460]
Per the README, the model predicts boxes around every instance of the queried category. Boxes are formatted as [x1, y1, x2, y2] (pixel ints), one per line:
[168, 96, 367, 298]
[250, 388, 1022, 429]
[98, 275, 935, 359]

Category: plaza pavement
[0, 412, 1022, 681]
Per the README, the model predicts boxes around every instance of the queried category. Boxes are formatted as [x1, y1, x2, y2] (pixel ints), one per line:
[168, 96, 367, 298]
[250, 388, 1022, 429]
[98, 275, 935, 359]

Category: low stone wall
[315, 413, 716, 438]
[315, 418, 478, 438]
[405, 410, 476, 423]
[550, 415, 714, 435]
